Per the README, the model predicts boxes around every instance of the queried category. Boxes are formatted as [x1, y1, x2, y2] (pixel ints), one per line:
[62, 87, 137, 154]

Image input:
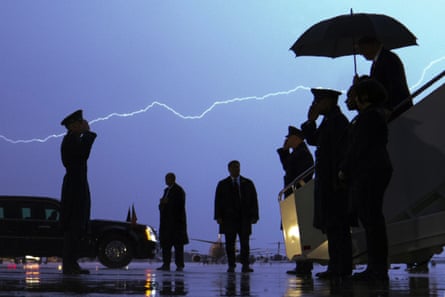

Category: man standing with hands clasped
[157, 172, 189, 272]
[214, 160, 259, 273]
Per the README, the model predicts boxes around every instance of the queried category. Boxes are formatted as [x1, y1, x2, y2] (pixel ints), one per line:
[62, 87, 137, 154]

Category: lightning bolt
[1, 56, 444, 145]
[409, 56, 445, 91]
[1, 85, 310, 144]
[90, 85, 310, 124]
[0, 133, 65, 144]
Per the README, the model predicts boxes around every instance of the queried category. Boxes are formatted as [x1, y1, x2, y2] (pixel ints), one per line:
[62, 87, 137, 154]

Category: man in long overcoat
[214, 160, 259, 273]
[158, 172, 189, 271]
[301, 89, 352, 280]
[60, 109, 97, 275]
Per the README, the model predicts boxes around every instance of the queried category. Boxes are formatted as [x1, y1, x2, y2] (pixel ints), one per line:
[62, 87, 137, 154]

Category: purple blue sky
[1, 1, 444, 255]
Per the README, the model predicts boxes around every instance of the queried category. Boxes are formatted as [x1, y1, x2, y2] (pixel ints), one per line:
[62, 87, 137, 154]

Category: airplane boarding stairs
[279, 71, 445, 268]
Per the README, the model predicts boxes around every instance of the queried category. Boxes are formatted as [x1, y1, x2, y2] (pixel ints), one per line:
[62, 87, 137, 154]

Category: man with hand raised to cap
[60, 109, 97, 275]
[277, 125, 314, 276]
[301, 89, 353, 281]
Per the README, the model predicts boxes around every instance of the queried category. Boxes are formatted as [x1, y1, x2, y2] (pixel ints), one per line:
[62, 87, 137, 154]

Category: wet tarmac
[0, 261, 444, 296]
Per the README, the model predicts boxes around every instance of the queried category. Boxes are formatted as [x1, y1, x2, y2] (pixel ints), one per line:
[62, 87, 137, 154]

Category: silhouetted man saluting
[60, 110, 96, 275]
[301, 89, 353, 280]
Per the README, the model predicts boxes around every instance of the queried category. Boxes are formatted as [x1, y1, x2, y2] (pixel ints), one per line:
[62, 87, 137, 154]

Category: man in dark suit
[157, 172, 189, 271]
[277, 126, 314, 275]
[357, 36, 412, 120]
[301, 89, 352, 281]
[214, 160, 259, 273]
[60, 109, 97, 275]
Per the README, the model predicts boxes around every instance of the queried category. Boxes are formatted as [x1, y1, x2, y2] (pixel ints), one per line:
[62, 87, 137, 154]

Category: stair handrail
[392, 70, 445, 119]
[278, 165, 315, 201]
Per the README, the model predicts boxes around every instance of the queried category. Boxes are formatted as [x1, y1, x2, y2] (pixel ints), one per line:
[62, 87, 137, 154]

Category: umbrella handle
[353, 53, 357, 76]
[350, 8, 358, 76]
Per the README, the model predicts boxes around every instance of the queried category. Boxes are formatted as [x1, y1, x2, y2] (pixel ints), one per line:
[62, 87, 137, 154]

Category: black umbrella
[290, 11, 417, 74]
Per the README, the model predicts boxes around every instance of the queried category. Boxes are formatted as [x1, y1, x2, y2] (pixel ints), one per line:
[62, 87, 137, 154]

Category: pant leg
[224, 232, 237, 268]
[336, 221, 352, 276]
[174, 244, 185, 268]
[357, 177, 389, 273]
[326, 218, 352, 276]
[364, 219, 388, 273]
[161, 242, 173, 267]
[239, 231, 250, 267]
[63, 228, 82, 270]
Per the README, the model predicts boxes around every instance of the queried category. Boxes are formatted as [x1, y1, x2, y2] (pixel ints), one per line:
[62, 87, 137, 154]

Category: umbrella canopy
[290, 12, 417, 58]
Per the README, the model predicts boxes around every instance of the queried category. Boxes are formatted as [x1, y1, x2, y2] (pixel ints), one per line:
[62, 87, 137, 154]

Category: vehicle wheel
[98, 235, 134, 268]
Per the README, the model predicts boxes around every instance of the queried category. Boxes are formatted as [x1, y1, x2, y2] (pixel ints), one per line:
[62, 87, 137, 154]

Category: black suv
[0, 196, 158, 268]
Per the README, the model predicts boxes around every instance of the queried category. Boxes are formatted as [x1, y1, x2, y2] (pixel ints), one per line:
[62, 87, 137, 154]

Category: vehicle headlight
[145, 226, 157, 242]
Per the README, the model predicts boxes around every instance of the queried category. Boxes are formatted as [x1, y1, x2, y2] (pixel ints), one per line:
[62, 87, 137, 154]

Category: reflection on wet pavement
[0, 261, 444, 296]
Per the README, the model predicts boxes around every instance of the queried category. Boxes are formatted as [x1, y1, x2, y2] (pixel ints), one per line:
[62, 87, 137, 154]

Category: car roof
[0, 196, 60, 205]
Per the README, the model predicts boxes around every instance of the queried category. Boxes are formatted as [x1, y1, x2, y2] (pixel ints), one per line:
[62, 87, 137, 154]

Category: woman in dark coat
[339, 79, 393, 281]
[157, 173, 189, 271]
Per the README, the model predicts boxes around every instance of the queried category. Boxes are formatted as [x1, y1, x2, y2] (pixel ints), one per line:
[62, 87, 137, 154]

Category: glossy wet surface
[0, 261, 444, 296]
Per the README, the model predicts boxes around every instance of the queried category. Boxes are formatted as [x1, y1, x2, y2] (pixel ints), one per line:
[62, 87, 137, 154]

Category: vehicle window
[45, 209, 59, 221]
[21, 206, 46, 220]
[0, 207, 4, 219]
[22, 207, 31, 219]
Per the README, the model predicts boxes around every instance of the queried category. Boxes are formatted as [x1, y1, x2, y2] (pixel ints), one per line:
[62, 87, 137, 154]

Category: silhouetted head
[354, 78, 388, 110]
[285, 126, 304, 149]
[61, 109, 90, 133]
[61, 109, 83, 128]
[346, 75, 370, 111]
[165, 172, 176, 186]
[285, 126, 304, 139]
[228, 160, 240, 178]
[357, 36, 382, 60]
[310, 88, 342, 115]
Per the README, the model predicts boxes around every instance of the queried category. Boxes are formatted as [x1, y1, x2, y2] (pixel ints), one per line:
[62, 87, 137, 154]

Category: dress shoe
[315, 270, 331, 279]
[227, 267, 235, 273]
[157, 265, 170, 271]
[242, 266, 254, 273]
[352, 270, 389, 282]
[286, 269, 297, 275]
[176, 267, 184, 272]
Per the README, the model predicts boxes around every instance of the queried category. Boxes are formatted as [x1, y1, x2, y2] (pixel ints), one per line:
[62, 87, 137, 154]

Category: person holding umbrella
[339, 78, 393, 282]
[356, 36, 412, 120]
[300, 89, 353, 281]
[290, 12, 416, 121]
